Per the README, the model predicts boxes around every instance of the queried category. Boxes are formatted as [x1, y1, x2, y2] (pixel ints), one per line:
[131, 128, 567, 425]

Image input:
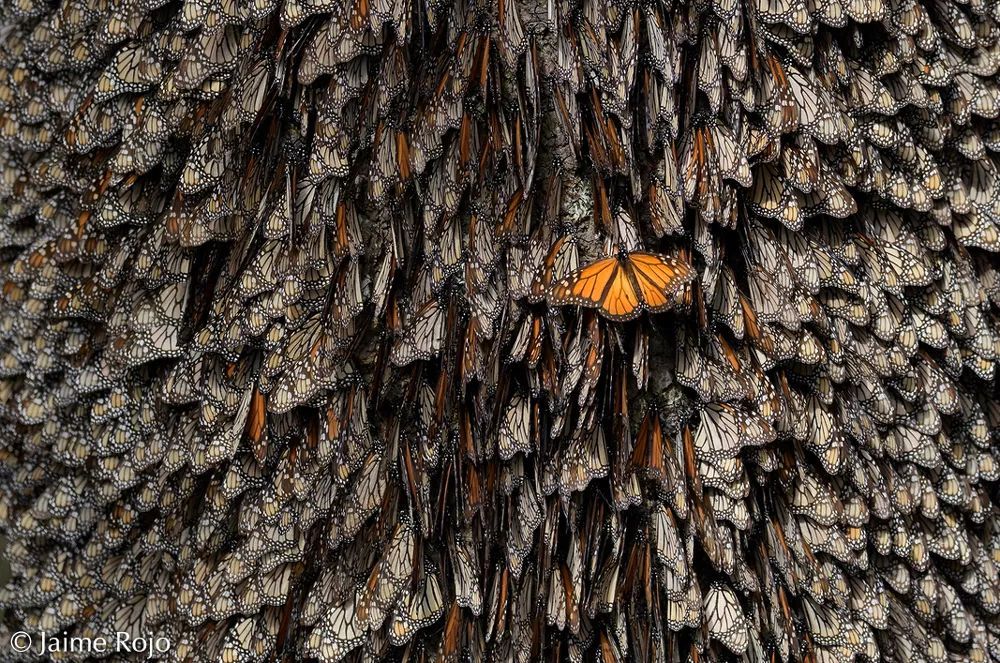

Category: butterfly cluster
[0, 0, 999, 660]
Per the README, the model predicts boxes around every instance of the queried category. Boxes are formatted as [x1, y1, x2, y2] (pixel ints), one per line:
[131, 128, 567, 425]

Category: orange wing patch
[549, 257, 618, 304]
[548, 252, 692, 320]
[628, 252, 690, 311]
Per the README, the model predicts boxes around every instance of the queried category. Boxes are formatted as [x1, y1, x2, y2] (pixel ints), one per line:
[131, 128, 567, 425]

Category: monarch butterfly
[509, 235, 579, 304]
[499, 393, 531, 460]
[390, 570, 445, 645]
[547, 251, 693, 321]
[631, 410, 677, 489]
[305, 591, 367, 661]
[449, 535, 484, 616]
[356, 522, 415, 629]
[390, 300, 447, 366]
[331, 452, 387, 548]
[547, 426, 609, 496]
[692, 402, 774, 464]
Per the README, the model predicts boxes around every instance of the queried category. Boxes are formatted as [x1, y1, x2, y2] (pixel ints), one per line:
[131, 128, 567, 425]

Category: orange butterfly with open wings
[547, 251, 694, 321]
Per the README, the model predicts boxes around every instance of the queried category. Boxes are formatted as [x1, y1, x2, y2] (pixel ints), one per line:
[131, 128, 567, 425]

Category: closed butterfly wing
[499, 393, 532, 460]
[390, 300, 447, 366]
[390, 571, 445, 645]
[704, 581, 748, 653]
[305, 590, 367, 661]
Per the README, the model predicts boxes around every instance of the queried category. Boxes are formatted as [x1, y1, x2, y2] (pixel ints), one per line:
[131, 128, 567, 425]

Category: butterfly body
[548, 251, 694, 320]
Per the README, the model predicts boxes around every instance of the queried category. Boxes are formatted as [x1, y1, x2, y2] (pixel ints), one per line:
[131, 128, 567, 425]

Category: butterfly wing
[600, 264, 642, 319]
[548, 256, 618, 305]
[626, 252, 693, 311]
[390, 300, 446, 366]
[704, 581, 749, 654]
[528, 235, 577, 303]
